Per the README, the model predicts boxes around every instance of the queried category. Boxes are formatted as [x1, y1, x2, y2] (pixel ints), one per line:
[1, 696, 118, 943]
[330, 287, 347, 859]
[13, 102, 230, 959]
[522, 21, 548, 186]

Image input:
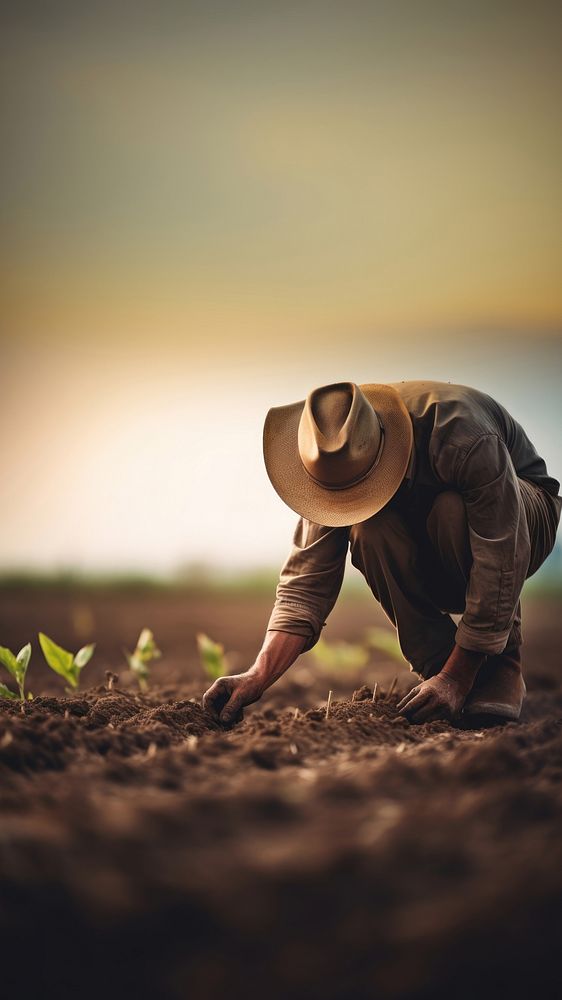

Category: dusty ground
[0, 583, 561, 999]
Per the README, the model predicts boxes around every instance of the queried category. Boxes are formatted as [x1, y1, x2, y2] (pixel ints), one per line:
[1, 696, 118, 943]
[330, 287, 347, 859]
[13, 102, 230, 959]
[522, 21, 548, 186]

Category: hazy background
[2, 1, 561, 578]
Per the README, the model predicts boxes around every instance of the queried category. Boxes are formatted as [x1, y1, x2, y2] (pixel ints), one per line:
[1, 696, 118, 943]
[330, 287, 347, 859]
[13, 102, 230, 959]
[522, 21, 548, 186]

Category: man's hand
[203, 631, 307, 726]
[397, 673, 467, 723]
[398, 644, 487, 723]
[202, 670, 265, 725]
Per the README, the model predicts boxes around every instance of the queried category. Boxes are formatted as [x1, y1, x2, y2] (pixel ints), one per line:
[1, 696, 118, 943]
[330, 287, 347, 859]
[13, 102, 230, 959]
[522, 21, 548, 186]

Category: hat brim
[263, 383, 413, 527]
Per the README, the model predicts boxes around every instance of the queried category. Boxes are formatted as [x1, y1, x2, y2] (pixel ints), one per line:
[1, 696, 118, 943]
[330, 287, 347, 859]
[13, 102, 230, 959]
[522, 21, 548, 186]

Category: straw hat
[263, 381, 413, 527]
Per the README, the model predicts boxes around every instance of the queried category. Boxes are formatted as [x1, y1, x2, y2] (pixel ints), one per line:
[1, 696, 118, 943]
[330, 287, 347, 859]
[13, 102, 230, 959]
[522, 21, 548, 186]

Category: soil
[0, 585, 561, 999]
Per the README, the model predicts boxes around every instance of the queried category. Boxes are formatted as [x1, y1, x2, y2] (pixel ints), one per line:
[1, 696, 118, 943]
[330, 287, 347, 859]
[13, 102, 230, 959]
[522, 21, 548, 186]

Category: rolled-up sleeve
[454, 434, 531, 654]
[266, 517, 350, 651]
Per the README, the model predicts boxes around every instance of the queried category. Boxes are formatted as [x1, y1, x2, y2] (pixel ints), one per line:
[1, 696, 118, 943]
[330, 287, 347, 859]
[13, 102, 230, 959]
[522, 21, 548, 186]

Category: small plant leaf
[74, 643, 95, 669]
[137, 628, 158, 655]
[38, 633, 76, 685]
[16, 643, 32, 673]
[0, 682, 18, 700]
[196, 633, 226, 682]
[0, 646, 19, 678]
[0, 642, 32, 700]
[124, 628, 161, 691]
[130, 657, 147, 691]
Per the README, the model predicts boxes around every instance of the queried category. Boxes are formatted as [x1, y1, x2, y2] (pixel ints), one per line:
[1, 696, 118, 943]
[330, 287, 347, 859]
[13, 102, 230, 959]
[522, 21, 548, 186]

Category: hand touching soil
[202, 671, 265, 724]
[398, 644, 486, 723]
[203, 630, 307, 725]
[397, 673, 467, 723]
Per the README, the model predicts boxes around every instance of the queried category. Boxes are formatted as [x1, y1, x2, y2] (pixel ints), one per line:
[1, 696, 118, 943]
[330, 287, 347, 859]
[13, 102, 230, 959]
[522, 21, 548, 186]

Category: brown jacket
[267, 381, 561, 655]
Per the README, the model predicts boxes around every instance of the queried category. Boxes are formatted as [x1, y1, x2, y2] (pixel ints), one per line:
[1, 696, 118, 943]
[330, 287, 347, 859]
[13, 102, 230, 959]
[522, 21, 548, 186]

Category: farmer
[203, 381, 561, 725]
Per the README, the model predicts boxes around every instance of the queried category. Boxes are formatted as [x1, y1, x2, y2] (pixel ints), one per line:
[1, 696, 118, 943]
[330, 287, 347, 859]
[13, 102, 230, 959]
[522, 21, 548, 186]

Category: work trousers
[349, 480, 560, 678]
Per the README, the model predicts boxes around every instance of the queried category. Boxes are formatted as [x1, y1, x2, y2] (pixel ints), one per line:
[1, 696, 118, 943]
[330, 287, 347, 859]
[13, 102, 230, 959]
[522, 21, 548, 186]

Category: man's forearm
[248, 630, 307, 692]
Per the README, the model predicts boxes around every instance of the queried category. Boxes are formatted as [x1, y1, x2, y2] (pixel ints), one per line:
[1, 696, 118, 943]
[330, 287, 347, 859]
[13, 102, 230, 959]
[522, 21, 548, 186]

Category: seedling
[125, 628, 161, 691]
[0, 643, 32, 701]
[38, 633, 95, 690]
[196, 633, 227, 682]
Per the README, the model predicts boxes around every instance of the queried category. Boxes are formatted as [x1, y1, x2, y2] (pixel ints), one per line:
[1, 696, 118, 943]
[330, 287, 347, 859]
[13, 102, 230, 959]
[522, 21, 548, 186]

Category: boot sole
[463, 701, 522, 721]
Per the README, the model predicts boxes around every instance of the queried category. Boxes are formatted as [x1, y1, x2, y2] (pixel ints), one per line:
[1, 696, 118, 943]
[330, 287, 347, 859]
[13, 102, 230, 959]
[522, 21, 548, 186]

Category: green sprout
[125, 628, 161, 691]
[38, 633, 95, 690]
[0, 643, 32, 701]
[311, 636, 369, 673]
[196, 633, 227, 682]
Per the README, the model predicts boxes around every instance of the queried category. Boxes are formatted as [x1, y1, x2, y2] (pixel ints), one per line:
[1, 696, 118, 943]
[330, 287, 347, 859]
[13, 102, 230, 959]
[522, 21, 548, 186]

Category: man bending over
[204, 381, 561, 725]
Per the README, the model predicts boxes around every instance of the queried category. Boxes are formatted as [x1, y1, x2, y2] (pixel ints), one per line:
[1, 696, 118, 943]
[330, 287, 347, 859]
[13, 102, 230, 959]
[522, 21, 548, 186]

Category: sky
[1, 2, 561, 574]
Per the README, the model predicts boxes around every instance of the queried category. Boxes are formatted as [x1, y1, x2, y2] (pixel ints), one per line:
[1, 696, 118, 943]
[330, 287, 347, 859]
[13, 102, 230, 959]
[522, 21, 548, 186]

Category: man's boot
[463, 648, 526, 721]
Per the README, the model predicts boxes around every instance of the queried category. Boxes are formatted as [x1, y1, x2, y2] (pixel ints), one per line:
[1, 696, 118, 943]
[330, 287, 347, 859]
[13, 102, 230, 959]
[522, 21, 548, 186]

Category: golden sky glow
[1, 3, 561, 571]
[3, 2, 562, 344]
